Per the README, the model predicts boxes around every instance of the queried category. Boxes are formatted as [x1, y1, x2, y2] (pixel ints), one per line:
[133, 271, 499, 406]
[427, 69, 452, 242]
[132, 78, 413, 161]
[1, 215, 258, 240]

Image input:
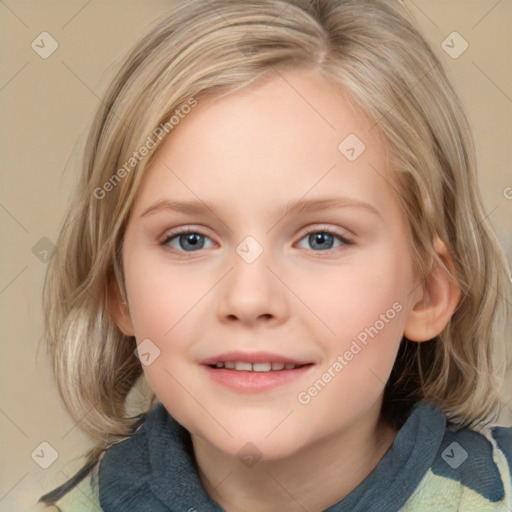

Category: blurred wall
[1, 1, 511, 510]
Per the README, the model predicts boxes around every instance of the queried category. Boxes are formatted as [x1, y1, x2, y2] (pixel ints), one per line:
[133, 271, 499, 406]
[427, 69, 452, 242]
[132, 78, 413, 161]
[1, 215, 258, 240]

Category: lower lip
[202, 365, 313, 392]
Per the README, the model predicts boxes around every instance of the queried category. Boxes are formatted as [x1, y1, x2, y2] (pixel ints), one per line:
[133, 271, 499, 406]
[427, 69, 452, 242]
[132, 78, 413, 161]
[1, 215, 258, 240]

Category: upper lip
[200, 351, 313, 366]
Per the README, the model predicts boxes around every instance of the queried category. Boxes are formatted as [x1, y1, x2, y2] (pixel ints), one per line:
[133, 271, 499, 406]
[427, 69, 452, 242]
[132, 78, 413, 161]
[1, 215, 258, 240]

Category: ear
[403, 238, 461, 342]
[108, 279, 135, 337]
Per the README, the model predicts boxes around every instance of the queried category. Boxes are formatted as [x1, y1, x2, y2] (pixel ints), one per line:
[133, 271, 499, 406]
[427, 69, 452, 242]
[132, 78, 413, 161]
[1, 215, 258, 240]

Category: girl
[39, 0, 511, 510]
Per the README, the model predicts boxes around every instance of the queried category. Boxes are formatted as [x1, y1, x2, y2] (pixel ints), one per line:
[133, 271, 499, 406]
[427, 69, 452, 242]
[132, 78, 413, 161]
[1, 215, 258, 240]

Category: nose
[216, 247, 289, 328]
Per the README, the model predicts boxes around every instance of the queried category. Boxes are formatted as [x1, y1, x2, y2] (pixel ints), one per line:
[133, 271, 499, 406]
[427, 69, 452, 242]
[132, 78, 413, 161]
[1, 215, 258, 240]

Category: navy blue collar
[99, 401, 447, 511]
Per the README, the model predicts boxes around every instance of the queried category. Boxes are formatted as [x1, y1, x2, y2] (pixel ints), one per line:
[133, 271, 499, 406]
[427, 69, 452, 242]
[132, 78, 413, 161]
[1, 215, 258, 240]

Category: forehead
[131, 69, 396, 222]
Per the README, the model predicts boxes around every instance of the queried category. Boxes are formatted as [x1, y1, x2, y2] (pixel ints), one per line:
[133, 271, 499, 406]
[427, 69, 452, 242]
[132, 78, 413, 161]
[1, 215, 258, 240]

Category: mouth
[208, 361, 309, 372]
[200, 352, 314, 392]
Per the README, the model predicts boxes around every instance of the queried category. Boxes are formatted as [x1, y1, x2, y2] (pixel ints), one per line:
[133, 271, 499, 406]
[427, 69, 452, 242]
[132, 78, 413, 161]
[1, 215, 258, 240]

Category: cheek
[123, 262, 198, 413]
[122, 248, 216, 395]
[309, 249, 411, 344]
[302, 246, 412, 400]
[299, 291, 406, 424]
[124, 250, 207, 339]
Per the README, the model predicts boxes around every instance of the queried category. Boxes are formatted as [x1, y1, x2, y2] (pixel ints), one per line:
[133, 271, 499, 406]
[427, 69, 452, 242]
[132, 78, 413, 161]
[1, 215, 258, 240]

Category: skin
[111, 69, 460, 512]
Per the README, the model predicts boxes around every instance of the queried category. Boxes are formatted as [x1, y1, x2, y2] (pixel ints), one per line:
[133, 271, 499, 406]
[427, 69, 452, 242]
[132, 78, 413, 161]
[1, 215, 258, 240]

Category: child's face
[117, 69, 423, 461]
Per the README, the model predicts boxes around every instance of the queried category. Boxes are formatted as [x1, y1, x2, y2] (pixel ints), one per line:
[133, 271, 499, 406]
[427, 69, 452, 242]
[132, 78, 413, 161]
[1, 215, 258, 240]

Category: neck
[191, 403, 398, 512]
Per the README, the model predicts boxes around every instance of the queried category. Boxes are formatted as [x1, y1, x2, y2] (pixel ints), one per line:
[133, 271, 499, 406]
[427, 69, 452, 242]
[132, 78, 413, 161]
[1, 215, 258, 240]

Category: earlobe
[403, 238, 461, 342]
[108, 279, 135, 337]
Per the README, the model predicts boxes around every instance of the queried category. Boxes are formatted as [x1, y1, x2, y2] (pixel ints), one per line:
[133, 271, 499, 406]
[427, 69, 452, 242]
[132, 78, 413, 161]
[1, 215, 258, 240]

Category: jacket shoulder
[488, 425, 512, 494]
[401, 423, 512, 511]
[490, 425, 512, 472]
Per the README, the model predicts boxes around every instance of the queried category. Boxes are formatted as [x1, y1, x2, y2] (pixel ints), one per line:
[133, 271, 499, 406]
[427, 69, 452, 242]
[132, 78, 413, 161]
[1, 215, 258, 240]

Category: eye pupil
[180, 233, 203, 250]
[309, 232, 334, 250]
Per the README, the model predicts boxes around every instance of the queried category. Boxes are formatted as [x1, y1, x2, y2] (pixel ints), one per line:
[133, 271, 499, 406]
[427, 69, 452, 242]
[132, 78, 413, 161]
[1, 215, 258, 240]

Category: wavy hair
[40, 0, 511, 505]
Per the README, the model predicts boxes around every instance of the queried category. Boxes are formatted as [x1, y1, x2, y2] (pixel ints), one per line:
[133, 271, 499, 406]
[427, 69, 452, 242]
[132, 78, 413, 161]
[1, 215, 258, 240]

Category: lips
[200, 351, 314, 391]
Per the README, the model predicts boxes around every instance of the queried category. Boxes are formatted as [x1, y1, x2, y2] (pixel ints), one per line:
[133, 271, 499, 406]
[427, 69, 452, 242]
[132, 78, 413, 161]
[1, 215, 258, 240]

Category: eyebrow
[140, 196, 381, 219]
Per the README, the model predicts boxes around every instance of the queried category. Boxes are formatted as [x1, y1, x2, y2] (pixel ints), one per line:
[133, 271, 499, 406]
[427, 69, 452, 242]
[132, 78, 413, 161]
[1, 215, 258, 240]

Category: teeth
[235, 361, 252, 371]
[213, 361, 301, 372]
[252, 363, 272, 372]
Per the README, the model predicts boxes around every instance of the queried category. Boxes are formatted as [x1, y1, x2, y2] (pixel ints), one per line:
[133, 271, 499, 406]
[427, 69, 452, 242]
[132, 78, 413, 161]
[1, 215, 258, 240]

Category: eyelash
[160, 226, 353, 255]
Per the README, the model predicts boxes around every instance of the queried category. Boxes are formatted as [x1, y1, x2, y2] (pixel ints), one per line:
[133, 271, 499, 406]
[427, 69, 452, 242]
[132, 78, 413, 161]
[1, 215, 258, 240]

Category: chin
[188, 414, 321, 464]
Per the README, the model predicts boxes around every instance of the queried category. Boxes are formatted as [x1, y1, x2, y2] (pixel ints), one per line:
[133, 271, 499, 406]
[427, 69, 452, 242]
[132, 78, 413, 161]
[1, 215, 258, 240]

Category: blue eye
[297, 228, 351, 252]
[161, 227, 352, 254]
[162, 230, 215, 252]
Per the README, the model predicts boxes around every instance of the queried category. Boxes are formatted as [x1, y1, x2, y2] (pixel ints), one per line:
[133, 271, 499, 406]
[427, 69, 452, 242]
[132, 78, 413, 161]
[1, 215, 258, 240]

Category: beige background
[1, 1, 511, 510]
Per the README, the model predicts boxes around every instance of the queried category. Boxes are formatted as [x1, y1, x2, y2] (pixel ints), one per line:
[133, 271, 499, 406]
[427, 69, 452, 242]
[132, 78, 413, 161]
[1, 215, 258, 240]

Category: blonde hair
[40, 0, 511, 503]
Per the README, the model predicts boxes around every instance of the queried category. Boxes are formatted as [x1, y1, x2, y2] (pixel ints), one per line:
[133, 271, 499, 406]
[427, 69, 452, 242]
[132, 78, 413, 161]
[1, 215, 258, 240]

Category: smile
[211, 362, 305, 372]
